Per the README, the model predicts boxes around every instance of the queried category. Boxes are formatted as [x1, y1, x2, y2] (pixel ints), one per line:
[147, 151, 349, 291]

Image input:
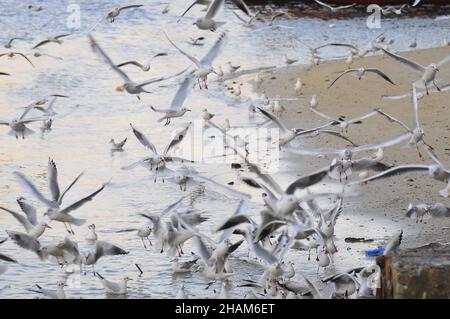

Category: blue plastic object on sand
[365, 248, 385, 257]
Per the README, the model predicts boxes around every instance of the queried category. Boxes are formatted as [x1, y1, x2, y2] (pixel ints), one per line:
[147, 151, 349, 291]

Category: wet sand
[250, 46, 450, 249]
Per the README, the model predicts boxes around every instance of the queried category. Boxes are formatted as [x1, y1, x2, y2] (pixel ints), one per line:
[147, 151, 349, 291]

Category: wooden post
[377, 243, 450, 299]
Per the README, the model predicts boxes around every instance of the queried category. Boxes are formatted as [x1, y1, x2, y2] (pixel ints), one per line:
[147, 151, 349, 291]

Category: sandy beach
[1, 0, 450, 299]
[251, 45, 450, 249]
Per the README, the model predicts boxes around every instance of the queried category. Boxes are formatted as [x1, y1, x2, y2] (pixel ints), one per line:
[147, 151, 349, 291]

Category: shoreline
[243, 45, 450, 250]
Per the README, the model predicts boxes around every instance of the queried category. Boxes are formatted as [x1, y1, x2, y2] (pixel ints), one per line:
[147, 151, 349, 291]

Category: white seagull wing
[381, 48, 425, 73]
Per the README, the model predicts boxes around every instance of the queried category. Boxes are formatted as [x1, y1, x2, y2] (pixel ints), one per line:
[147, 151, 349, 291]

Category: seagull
[376, 86, 433, 158]
[195, 235, 243, 279]
[180, 0, 251, 23]
[83, 240, 129, 273]
[295, 78, 303, 95]
[164, 31, 226, 89]
[86, 224, 98, 242]
[283, 55, 298, 65]
[40, 237, 82, 265]
[134, 197, 186, 253]
[350, 147, 450, 197]
[41, 181, 108, 234]
[171, 257, 199, 273]
[32, 95, 69, 116]
[286, 131, 411, 160]
[0, 197, 52, 238]
[13, 158, 84, 212]
[176, 284, 188, 299]
[14, 161, 109, 234]
[179, 0, 211, 19]
[409, 37, 417, 48]
[6, 230, 46, 260]
[32, 51, 63, 60]
[256, 107, 356, 147]
[0, 52, 34, 67]
[117, 220, 153, 249]
[89, 35, 186, 100]
[208, 124, 337, 216]
[406, 203, 450, 222]
[309, 95, 318, 108]
[0, 98, 51, 139]
[188, 36, 205, 46]
[231, 10, 260, 28]
[328, 68, 395, 88]
[192, 0, 226, 31]
[32, 282, 67, 299]
[345, 54, 354, 68]
[382, 84, 450, 101]
[314, 0, 356, 12]
[150, 78, 194, 127]
[317, 199, 343, 239]
[226, 61, 241, 73]
[322, 271, 359, 298]
[122, 123, 193, 175]
[106, 4, 143, 22]
[252, 12, 293, 32]
[116, 52, 168, 72]
[4, 37, 26, 49]
[202, 108, 215, 121]
[109, 138, 127, 151]
[96, 272, 132, 295]
[32, 34, 71, 49]
[140, 165, 251, 199]
[309, 107, 381, 133]
[381, 48, 450, 94]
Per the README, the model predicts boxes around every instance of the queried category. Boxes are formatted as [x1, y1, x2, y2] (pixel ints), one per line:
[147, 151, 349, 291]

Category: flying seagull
[381, 48, 450, 94]
[328, 67, 395, 88]
[89, 34, 186, 100]
[32, 34, 71, 49]
[314, 0, 357, 12]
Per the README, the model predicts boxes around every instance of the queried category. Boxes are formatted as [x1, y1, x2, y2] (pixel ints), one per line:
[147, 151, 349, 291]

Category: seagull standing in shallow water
[96, 272, 132, 294]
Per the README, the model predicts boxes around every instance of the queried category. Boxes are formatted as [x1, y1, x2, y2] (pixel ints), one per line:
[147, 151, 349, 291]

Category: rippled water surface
[0, 1, 449, 298]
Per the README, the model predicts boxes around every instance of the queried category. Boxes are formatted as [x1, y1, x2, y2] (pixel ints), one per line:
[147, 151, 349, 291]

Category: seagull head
[342, 149, 352, 160]
[430, 63, 439, 72]
[57, 282, 68, 288]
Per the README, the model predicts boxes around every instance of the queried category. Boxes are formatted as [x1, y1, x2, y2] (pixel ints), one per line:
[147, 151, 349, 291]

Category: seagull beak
[115, 85, 125, 92]
[45, 224, 52, 229]
[186, 109, 191, 112]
